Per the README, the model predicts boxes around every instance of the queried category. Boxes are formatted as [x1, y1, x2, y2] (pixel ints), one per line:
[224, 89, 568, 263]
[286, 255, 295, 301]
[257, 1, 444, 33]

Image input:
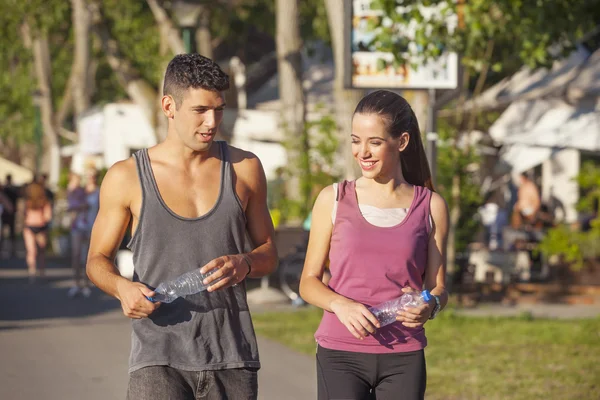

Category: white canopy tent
[490, 99, 600, 172]
[489, 99, 600, 222]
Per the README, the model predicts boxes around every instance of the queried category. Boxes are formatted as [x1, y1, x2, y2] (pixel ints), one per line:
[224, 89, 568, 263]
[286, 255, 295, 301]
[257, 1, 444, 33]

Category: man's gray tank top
[126, 141, 259, 373]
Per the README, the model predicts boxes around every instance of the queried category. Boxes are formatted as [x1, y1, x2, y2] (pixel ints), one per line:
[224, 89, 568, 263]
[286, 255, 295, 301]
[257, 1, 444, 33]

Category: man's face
[167, 88, 225, 152]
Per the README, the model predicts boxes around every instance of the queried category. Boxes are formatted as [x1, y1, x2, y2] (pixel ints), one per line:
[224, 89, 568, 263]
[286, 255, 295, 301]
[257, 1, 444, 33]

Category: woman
[23, 181, 53, 283]
[299, 90, 449, 400]
[68, 169, 100, 298]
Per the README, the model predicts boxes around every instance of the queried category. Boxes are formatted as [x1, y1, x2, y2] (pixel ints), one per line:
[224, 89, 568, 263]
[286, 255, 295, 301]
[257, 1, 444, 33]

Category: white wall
[542, 148, 580, 223]
[102, 104, 157, 168]
[225, 109, 286, 181]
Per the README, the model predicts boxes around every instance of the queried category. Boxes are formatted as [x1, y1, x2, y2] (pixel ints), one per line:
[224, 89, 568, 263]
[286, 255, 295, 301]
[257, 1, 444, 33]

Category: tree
[276, 0, 309, 213]
[370, 0, 600, 275]
[89, 1, 159, 134]
[71, 0, 92, 120]
[324, 0, 364, 180]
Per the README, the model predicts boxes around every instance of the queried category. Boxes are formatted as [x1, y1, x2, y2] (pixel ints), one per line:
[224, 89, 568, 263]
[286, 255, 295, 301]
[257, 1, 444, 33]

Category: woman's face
[85, 170, 98, 185]
[69, 174, 81, 187]
[351, 113, 408, 179]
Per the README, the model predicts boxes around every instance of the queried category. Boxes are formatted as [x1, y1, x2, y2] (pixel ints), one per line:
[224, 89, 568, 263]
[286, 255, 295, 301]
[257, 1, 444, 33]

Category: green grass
[253, 308, 600, 400]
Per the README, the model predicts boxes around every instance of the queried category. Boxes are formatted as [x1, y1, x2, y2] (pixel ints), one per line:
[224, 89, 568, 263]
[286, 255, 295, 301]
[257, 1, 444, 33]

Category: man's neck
[157, 137, 219, 166]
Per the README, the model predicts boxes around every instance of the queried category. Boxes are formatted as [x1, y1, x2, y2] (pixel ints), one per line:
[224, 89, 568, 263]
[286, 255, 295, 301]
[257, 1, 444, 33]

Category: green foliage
[270, 110, 340, 223]
[576, 161, 600, 214]
[435, 122, 482, 252]
[100, 0, 164, 92]
[0, 0, 72, 145]
[370, 0, 600, 77]
[539, 162, 600, 270]
[299, 0, 331, 49]
[210, 0, 329, 61]
[0, 0, 163, 148]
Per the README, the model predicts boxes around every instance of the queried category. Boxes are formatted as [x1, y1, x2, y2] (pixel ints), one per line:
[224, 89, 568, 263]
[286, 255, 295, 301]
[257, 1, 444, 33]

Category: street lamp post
[32, 90, 43, 173]
[171, 0, 204, 53]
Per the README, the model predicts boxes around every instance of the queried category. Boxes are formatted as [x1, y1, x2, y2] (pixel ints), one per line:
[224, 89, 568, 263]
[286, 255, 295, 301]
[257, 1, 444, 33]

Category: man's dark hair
[5, 174, 12, 183]
[163, 53, 229, 109]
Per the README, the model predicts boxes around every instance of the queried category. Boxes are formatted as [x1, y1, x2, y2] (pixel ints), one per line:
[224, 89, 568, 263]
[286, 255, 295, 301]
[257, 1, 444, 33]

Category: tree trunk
[276, 0, 308, 210]
[445, 68, 470, 282]
[155, 33, 170, 142]
[29, 29, 61, 186]
[196, 6, 213, 59]
[72, 0, 92, 121]
[146, 0, 186, 55]
[324, 0, 364, 180]
[89, 1, 158, 137]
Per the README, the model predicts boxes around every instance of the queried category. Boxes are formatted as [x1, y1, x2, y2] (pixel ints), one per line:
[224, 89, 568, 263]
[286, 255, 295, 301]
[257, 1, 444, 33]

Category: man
[86, 54, 278, 399]
[514, 173, 541, 225]
[1, 174, 18, 257]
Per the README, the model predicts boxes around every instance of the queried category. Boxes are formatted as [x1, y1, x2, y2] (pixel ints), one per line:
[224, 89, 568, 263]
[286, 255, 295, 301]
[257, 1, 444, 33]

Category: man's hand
[396, 287, 434, 328]
[200, 254, 251, 292]
[116, 279, 161, 319]
[330, 298, 380, 340]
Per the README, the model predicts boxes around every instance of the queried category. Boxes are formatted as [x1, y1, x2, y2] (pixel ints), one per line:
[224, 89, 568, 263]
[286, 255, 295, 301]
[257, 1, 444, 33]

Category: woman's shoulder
[428, 191, 448, 224]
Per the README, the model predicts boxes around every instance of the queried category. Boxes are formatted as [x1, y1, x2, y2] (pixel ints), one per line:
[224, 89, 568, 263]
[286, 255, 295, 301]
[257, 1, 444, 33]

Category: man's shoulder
[226, 143, 262, 173]
[225, 143, 259, 164]
[224, 143, 266, 191]
[102, 157, 139, 191]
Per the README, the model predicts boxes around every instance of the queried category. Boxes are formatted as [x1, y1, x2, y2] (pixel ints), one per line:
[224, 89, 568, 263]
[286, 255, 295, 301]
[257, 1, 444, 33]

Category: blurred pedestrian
[299, 90, 449, 400]
[0, 184, 15, 252]
[66, 172, 90, 298]
[1, 174, 19, 257]
[23, 182, 52, 282]
[37, 173, 55, 206]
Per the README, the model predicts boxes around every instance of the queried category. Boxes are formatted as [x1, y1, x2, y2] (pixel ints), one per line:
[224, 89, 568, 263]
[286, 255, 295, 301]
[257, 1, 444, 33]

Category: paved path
[2, 255, 597, 399]
[0, 257, 316, 400]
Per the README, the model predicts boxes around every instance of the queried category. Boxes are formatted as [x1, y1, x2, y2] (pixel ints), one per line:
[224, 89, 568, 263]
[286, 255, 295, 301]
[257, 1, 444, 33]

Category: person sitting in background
[514, 173, 541, 226]
[23, 182, 52, 283]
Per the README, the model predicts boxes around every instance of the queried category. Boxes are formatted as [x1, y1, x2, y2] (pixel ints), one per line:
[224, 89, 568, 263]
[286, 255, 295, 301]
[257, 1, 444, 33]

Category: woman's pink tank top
[315, 180, 432, 353]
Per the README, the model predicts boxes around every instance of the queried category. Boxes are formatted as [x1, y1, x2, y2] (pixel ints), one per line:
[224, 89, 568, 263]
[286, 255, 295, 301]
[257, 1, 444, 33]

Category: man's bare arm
[86, 159, 159, 318]
[240, 155, 278, 278]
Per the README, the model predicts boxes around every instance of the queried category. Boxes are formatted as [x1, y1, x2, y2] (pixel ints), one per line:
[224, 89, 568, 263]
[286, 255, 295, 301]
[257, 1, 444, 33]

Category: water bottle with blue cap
[368, 290, 432, 327]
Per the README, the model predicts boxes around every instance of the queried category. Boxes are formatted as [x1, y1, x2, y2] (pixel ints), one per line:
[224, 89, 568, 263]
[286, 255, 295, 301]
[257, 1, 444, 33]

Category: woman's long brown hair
[354, 90, 435, 191]
[26, 182, 48, 210]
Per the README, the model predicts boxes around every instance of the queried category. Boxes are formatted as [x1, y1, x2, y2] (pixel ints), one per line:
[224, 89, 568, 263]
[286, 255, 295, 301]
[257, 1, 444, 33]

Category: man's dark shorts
[127, 365, 258, 400]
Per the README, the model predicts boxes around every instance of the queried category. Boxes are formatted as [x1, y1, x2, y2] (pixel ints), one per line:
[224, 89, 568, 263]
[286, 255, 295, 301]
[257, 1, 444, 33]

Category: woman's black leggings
[316, 345, 426, 400]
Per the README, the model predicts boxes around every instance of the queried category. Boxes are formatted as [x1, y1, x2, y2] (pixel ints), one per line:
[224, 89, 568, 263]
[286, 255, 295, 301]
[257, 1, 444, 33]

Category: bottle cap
[421, 290, 432, 302]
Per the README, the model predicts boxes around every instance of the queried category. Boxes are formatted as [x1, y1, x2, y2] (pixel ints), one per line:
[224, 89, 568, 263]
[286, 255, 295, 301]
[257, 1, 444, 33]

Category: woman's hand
[396, 287, 434, 328]
[330, 298, 380, 340]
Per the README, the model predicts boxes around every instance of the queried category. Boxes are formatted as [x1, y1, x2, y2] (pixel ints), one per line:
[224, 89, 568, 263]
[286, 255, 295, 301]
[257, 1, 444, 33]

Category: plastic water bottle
[368, 290, 432, 327]
[147, 269, 222, 303]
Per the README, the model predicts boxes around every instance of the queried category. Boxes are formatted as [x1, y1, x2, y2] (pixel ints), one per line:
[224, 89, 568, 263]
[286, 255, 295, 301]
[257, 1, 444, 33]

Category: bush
[539, 162, 600, 270]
